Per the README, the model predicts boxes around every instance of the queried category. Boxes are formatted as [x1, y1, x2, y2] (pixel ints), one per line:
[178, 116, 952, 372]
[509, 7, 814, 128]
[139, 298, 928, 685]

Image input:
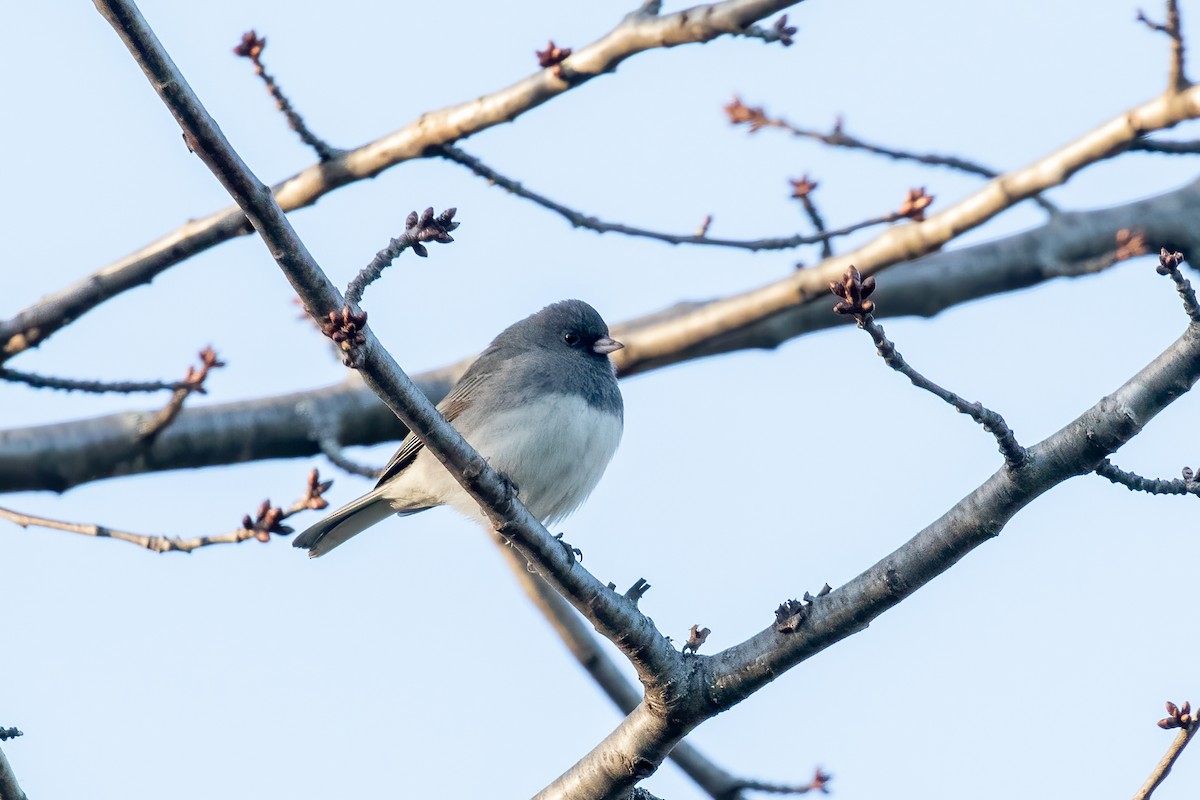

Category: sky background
[4, 1, 1200, 798]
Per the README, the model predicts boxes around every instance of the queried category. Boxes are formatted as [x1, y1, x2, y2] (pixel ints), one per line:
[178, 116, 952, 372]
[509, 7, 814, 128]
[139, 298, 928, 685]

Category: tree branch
[0, 469, 330, 553]
[614, 84, 1200, 378]
[501, 544, 820, 800]
[0, 743, 28, 800]
[94, 0, 683, 696]
[1135, 700, 1198, 800]
[436, 144, 881, 252]
[538, 310, 1200, 799]
[0, 0, 805, 364]
[4, 178, 1197, 494]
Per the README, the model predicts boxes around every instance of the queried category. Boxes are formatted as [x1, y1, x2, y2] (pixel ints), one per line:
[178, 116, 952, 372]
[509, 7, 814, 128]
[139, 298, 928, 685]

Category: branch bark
[0, 0, 803, 364]
[3, 176, 1197, 494]
[0, 745, 28, 800]
[536, 318, 1200, 798]
[94, 0, 683, 693]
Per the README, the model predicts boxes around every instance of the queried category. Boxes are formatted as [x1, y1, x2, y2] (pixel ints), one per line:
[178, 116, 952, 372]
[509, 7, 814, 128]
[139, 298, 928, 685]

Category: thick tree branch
[502, 544, 818, 800]
[538, 317, 1200, 798]
[4, 177, 1198, 494]
[0, 744, 28, 800]
[94, 0, 683, 698]
[0, 0, 804, 364]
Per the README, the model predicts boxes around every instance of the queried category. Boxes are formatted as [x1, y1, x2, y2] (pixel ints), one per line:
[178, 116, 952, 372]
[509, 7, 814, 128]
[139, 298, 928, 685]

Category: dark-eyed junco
[293, 299, 624, 557]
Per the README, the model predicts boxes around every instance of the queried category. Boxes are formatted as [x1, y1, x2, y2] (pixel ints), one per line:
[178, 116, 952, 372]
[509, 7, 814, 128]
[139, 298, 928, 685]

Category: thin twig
[723, 98, 1059, 214]
[1138, 0, 1190, 93]
[830, 266, 1026, 467]
[0, 368, 195, 394]
[1095, 458, 1200, 496]
[1154, 247, 1200, 322]
[1128, 136, 1200, 154]
[436, 144, 904, 251]
[1134, 700, 1198, 800]
[343, 208, 458, 307]
[790, 176, 832, 258]
[316, 438, 382, 479]
[735, 769, 831, 795]
[0, 469, 331, 554]
[297, 397, 384, 479]
[136, 346, 224, 441]
[743, 14, 797, 46]
[233, 31, 340, 161]
[1, 0, 808, 365]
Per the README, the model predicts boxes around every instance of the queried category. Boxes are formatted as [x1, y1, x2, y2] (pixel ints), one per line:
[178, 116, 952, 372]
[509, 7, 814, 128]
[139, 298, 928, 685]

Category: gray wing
[373, 370, 486, 488]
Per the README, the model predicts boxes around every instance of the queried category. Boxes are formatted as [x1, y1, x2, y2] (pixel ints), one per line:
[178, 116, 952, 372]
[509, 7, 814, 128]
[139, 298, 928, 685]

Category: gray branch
[0, 744, 28, 800]
[4, 177, 1198, 494]
[537, 318, 1200, 798]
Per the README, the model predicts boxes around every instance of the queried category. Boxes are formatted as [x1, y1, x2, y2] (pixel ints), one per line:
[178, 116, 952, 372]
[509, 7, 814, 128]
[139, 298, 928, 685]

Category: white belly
[381, 394, 622, 526]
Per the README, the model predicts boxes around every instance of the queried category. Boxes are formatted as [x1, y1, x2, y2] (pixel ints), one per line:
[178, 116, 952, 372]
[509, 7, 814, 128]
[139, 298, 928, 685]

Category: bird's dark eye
[563, 332, 581, 346]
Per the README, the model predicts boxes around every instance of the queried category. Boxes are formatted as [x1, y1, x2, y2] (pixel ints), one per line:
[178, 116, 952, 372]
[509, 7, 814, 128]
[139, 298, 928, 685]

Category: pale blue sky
[4, 1, 1200, 798]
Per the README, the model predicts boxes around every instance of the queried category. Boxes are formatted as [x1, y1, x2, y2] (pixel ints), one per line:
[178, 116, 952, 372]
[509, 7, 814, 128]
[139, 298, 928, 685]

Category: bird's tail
[292, 488, 408, 558]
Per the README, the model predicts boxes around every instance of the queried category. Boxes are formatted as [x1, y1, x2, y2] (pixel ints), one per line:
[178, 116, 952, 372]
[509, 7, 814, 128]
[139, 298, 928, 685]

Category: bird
[293, 299, 624, 557]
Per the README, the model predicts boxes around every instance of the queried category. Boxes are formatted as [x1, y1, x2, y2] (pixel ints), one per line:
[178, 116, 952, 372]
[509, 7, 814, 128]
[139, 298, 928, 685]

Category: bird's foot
[554, 532, 583, 563]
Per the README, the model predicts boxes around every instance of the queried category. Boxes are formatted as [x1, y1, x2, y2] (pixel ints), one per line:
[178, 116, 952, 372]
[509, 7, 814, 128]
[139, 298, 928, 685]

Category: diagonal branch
[537, 302, 1200, 800]
[94, 0, 683, 695]
[615, 84, 1200, 377]
[830, 266, 1025, 467]
[500, 543, 821, 800]
[1134, 700, 1198, 800]
[0, 0, 806, 365]
[0, 743, 28, 800]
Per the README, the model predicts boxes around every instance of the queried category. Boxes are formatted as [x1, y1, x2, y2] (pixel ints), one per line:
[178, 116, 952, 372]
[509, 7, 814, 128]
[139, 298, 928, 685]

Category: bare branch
[723, 97, 1059, 214]
[296, 396, 383, 479]
[0, 742, 28, 800]
[94, 0, 683, 699]
[1134, 700, 1198, 800]
[0, 468, 330, 553]
[1129, 135, 1200, 154]
[501, 544, 817, 800]
[437, 143, 927, 251]
[1138, 0, 1190, 93]
[735, 769, 831, 795]
[538, 300, 1200, 799]
[0, 368, 196, 394]
[1095, 458, 1200, 496]
[1153, 247, 1200, 322]
[789, 175, 832, 258]
[831, 266, 1025, 466]
[233, 30, 339, 161]
[137, 346, 224, 441]
[2, 0, 806, 365]
[5, 180, 1200, 494]
[617, 85, 1200, 377]
[344, 208, 458, 307]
